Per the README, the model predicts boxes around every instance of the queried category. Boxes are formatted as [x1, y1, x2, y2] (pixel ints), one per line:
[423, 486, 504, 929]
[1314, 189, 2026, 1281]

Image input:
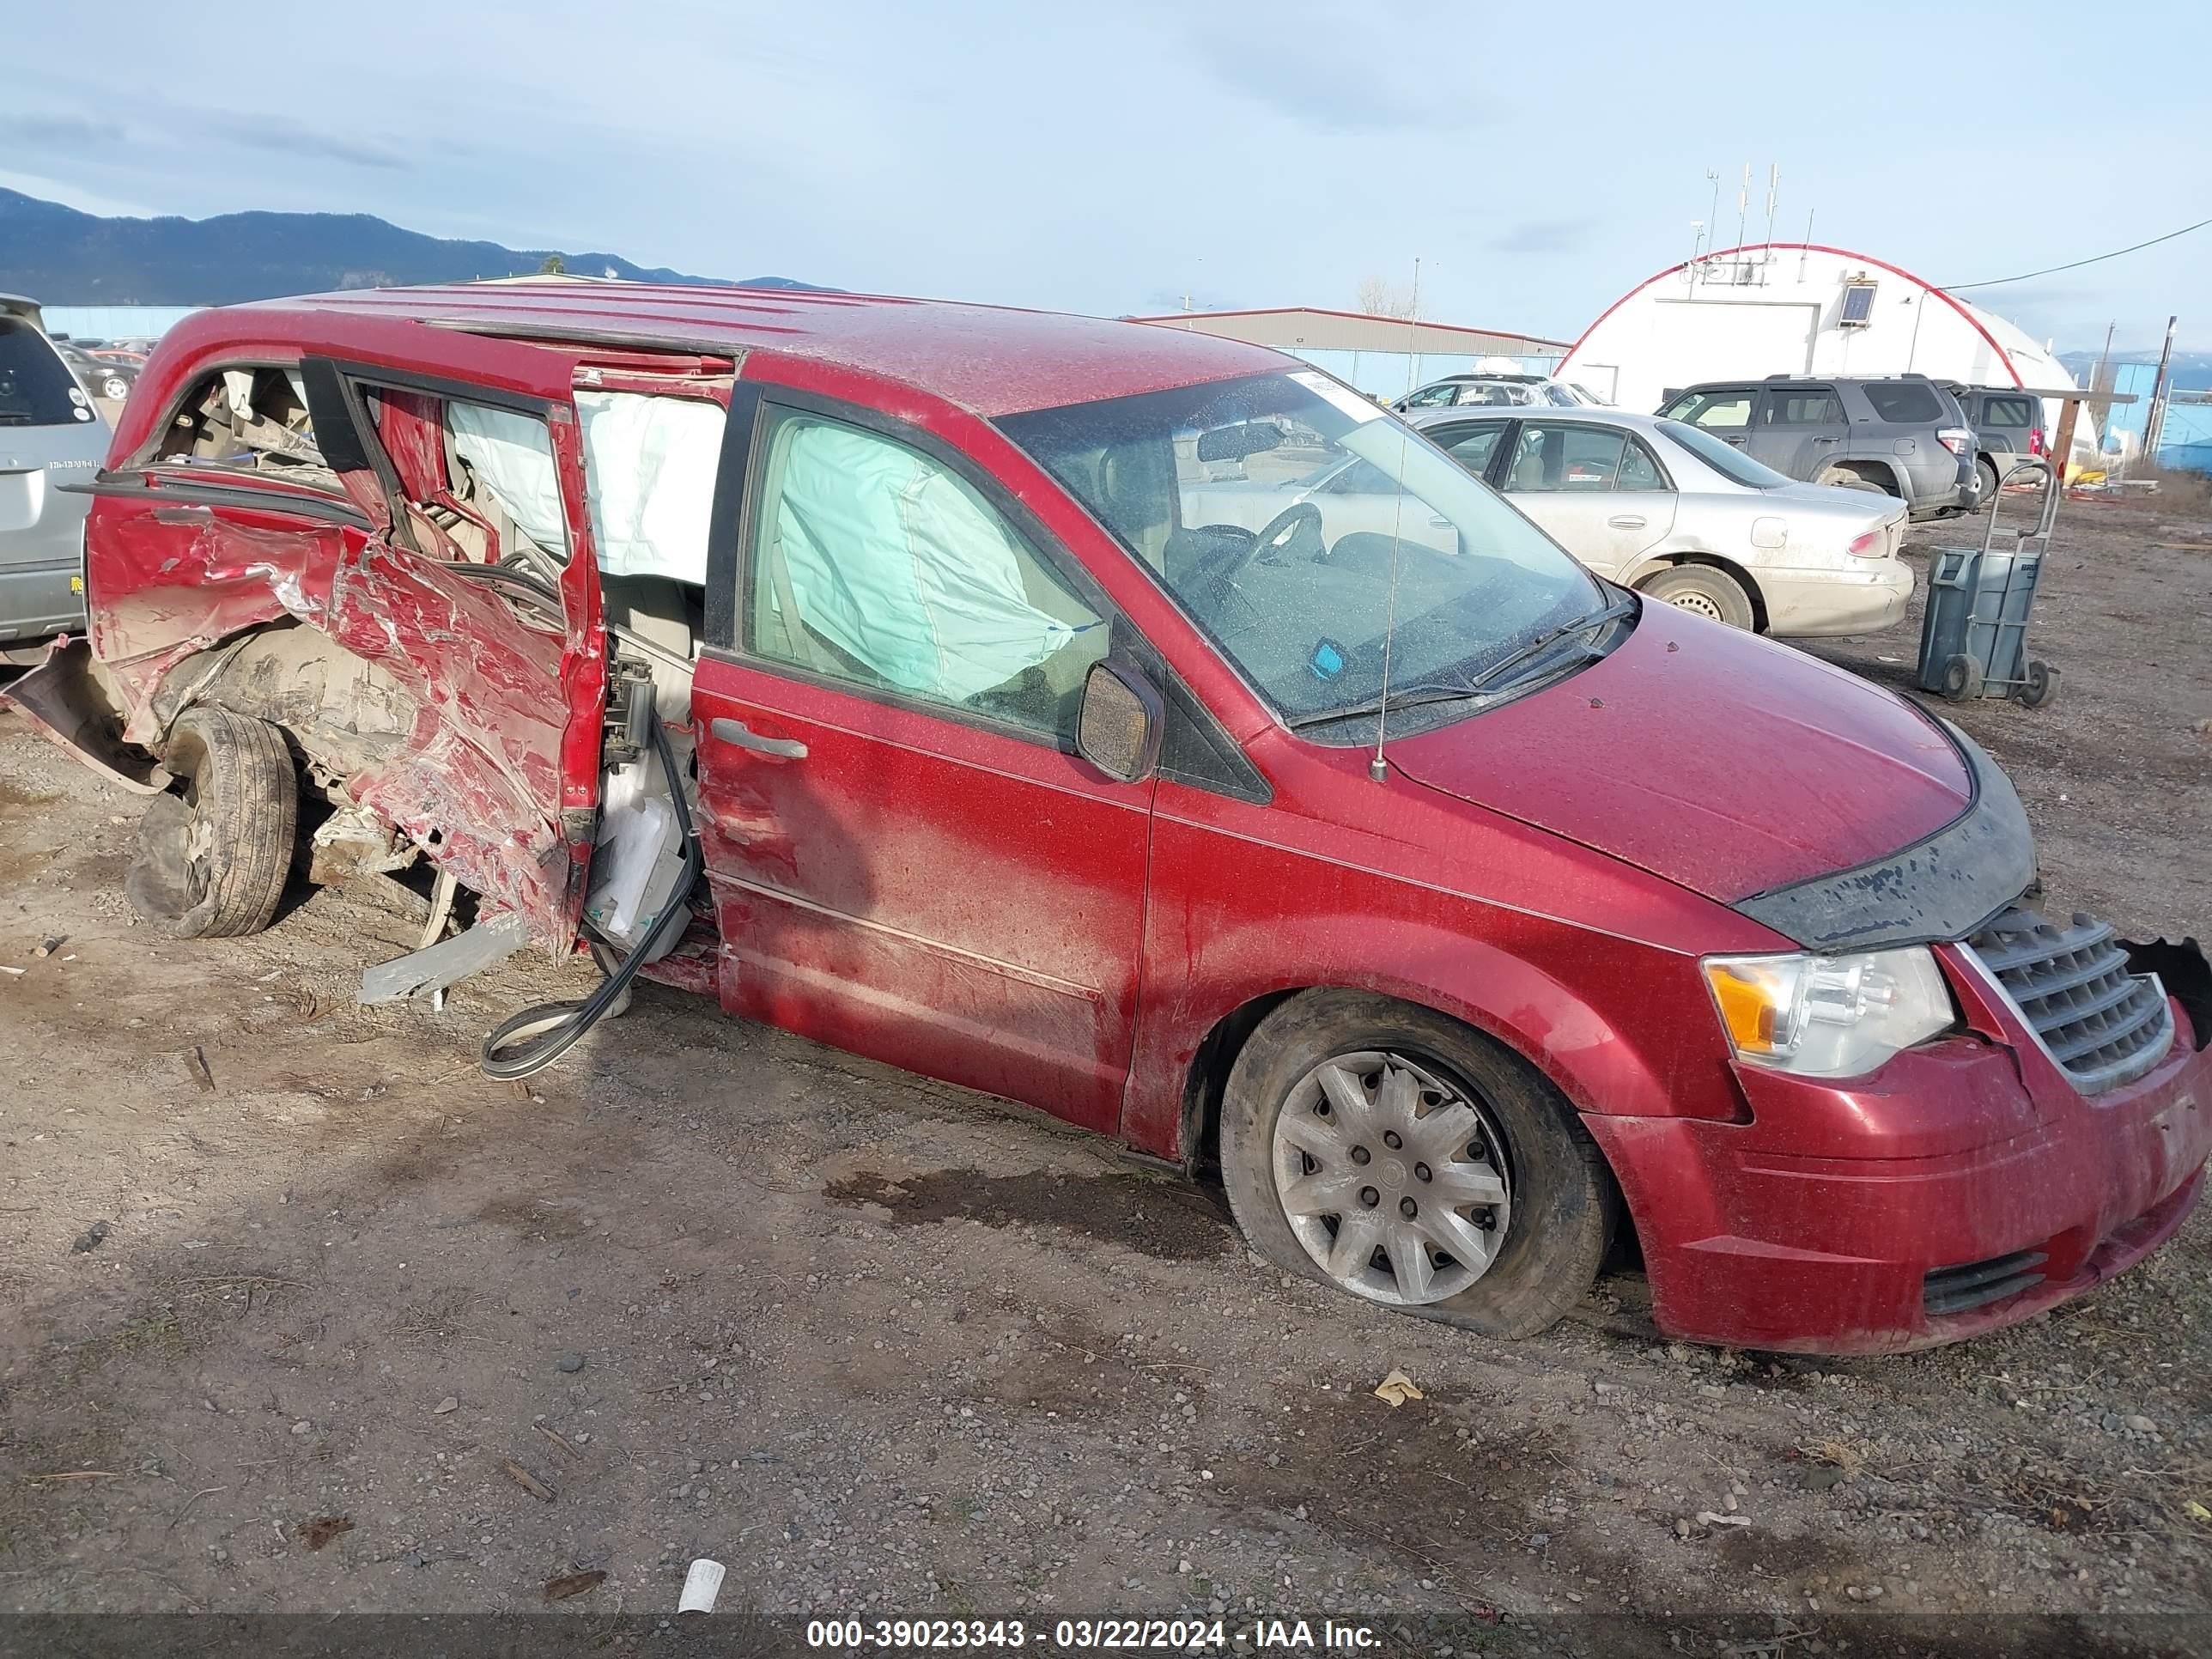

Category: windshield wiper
[1458, 593, 1637, 695]
[1286, 681, 1498, 732]
[1286, 593, 1637, 735]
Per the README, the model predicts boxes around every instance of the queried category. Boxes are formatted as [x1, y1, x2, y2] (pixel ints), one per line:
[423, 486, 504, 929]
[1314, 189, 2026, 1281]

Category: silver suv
[0, 295, 102, 659]
[1656, 374, 1977, 521]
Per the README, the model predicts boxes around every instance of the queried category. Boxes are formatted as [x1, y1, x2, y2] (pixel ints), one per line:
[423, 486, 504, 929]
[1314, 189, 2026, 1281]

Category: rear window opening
[155, 367, 322, 471]
[0, 315, 96, 428]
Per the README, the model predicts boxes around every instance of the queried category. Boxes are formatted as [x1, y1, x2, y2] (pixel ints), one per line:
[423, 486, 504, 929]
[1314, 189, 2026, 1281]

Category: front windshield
[1000, 371, 1605, 737]
[1659, 419, 1793, 489]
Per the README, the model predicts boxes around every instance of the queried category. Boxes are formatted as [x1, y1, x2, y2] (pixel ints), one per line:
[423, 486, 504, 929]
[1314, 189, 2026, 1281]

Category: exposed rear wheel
[1637, 563, 1757, 630]
[1220, 989, 1617, 1338]
[126, 706, 298, 938]
[1976, 457, 2001, 504]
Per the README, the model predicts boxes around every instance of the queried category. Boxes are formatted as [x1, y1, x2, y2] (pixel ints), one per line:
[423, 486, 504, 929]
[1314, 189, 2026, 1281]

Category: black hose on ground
[479, 703, 700, 1080]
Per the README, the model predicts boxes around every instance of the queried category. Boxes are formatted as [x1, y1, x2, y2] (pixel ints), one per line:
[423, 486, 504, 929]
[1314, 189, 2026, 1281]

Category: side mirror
[1076, 659, 1165, 785]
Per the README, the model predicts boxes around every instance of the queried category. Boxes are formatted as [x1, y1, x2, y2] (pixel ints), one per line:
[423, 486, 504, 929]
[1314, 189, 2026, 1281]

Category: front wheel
[1219, 990, 1618, 1338]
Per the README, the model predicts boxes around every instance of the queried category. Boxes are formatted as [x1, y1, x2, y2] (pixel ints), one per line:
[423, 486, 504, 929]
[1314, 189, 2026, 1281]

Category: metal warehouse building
[1557, 242, 2082, 430]
[1126, 307, 1568, 399]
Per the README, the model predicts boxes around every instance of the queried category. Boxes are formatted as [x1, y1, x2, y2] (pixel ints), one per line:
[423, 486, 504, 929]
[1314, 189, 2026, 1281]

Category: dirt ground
[2, 489, 2209, 1655]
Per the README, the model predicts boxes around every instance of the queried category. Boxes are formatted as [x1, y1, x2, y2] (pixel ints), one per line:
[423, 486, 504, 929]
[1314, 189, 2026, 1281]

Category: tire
[1817, 465, 1889, 495]
[1637, 563, 1757, 630]
[1219, 988, 1619, 1340]
[1976, 457, 2001, 504]
[2016, 659, 2059, 708]
[125, 706, 298, 939]
[1939, 652, 1984, 702]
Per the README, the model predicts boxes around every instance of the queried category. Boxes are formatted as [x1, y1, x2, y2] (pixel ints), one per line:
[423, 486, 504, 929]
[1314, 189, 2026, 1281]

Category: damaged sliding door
[295, 357, 608, 946]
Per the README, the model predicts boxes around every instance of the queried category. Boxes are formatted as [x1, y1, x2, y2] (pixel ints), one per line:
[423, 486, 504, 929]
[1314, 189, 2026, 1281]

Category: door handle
[1607, 514, 1647, 529]
[1812, 435, 1841, 444]
[1723, 436, 1747, 447]
[709, 716, 808, 759]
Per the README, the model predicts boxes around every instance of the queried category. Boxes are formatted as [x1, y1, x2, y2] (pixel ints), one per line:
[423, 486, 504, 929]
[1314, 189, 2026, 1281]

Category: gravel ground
[1, 489, 2209, 1656]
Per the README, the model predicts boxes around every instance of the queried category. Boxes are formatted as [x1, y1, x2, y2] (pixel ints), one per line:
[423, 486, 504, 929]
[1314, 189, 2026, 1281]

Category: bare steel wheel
[1273, 1050, 1510, 1305]
[1221, 989, 1619, 1338]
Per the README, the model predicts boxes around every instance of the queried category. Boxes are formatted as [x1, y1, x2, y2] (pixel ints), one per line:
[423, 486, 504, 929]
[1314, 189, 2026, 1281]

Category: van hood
[1385, 605, 1973, 905]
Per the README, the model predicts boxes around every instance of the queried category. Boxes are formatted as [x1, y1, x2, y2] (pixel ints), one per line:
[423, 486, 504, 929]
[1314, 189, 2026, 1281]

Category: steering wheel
[1235, 501, 1324, 576]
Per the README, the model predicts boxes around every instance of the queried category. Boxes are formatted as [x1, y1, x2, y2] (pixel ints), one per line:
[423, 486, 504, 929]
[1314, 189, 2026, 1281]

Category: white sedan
[1401, 406, 1912, 636]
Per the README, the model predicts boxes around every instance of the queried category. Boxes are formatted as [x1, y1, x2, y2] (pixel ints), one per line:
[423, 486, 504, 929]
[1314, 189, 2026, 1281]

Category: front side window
[744, 408, 1109, 743]
[1401, 382, 1460, 409]
[0, 318, 93, 428]
[1000, 371, 1605, 739]
[1455, 381, 1533, 407]
[1666, 389, 1754, 430]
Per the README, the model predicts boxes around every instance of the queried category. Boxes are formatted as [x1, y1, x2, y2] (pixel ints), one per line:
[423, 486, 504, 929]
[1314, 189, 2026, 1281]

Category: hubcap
[1271, 1050, 1511, 1307]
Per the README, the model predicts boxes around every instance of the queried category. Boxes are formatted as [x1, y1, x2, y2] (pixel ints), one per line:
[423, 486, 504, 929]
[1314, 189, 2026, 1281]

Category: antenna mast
[1370, 257, 1421, 784]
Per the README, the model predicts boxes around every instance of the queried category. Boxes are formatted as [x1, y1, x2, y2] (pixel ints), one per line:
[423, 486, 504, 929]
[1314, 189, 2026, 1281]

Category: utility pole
[2143, 314, 2179, 461]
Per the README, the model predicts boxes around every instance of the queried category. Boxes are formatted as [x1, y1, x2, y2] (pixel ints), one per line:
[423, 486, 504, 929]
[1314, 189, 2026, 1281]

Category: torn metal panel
[358, 908, 532, 1005]
[0, 635, 167, 793]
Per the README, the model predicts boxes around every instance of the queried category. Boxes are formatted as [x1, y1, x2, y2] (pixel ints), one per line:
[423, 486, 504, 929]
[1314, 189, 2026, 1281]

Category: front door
[689, 390, 1152, 1133]
[1495, 420, 1675, 579]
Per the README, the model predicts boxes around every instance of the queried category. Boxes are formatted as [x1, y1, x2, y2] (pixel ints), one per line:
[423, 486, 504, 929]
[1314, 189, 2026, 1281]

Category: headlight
[1702, 947, 1955, 1079]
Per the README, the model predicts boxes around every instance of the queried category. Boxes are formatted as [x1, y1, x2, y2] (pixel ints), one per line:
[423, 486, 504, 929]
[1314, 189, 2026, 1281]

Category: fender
[1121, 787, 1784, 1162]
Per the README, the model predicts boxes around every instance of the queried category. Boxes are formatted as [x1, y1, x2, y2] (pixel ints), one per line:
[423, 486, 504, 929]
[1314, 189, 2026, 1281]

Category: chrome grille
[1968, 908, 2174, 1094]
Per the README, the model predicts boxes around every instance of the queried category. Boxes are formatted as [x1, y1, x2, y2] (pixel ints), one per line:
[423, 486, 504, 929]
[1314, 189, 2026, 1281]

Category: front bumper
[1585, 945, 2212, 1353]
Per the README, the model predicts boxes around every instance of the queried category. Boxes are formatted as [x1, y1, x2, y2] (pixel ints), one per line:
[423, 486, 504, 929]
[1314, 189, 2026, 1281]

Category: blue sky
[4, 0, 2207, 355]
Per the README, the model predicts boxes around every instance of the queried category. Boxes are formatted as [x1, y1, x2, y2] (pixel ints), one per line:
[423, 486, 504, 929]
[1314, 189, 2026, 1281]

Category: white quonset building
[1558, 243, 2082, 437]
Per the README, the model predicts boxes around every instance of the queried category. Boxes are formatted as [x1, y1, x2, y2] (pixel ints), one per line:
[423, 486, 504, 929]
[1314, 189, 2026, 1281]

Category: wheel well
[1632, 554, 1770, 633]
[1177, 989, 1297, 1180]
[1176, 984, 1645, 1267]
[1828, 459, 1904, 497]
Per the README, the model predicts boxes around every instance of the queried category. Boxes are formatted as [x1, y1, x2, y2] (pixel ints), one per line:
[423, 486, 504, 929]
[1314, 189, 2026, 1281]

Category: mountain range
[0, 189, 823, 305]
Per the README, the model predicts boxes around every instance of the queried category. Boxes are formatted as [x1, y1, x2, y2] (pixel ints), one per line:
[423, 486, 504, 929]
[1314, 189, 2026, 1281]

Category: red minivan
[9, 285, 2209, 1353]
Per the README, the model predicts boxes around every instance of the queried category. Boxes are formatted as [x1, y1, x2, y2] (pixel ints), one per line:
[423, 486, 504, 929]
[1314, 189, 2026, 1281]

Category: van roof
[226, 283, 1289, 417]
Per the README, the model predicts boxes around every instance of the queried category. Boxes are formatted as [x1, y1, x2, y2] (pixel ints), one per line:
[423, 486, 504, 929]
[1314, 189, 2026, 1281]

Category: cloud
[203, 114, 412, 172]
[0, 114, 127, 152]
[1486, 219, 1591, 256]
[1191, 11, 1471, 133]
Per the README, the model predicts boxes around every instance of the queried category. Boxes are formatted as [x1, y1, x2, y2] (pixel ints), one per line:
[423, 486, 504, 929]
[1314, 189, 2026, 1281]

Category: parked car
[1398, 373, 1608, 412]
[52, 339, 137, 404]
[8, 287, 2208, 1356]
[1656, 375, 1976, 520]
[1402, 406, 1911, 635]
[1948, 384, 2046, 502]
[0, 295, 100, 658]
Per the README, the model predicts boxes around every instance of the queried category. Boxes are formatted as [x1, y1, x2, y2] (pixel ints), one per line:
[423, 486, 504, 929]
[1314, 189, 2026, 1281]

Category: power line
[1942, 215, 2212, 291]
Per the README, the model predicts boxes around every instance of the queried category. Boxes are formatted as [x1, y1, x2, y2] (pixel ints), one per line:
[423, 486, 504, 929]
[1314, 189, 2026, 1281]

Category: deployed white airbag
[577, 392, 726, 584]
[448, 403, 567, 556]
[775, 419, 1083, 701]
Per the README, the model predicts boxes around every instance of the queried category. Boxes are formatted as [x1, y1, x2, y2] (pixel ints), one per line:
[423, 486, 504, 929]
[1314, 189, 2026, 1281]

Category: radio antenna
[1371, 256, 1421, 784]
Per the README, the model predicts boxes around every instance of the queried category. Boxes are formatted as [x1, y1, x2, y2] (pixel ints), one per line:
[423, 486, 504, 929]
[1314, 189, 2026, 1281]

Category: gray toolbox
[1916, 458, 2061, 708]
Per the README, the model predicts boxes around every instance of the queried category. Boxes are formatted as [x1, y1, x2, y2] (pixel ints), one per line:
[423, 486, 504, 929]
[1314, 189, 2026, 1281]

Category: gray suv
[1, 294, 102, 659]
[1948, 385, 2046, 504]
[1656, 374, 1977, 520]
